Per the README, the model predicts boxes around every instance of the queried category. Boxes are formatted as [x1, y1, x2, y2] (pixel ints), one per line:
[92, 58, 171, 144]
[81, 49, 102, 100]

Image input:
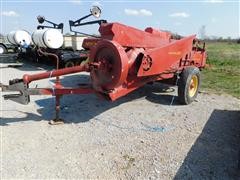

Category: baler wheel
[178, 67, 200, 105]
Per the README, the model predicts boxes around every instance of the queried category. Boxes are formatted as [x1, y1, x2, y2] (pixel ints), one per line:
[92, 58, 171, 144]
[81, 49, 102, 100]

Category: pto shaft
[22, 65, 88, 84]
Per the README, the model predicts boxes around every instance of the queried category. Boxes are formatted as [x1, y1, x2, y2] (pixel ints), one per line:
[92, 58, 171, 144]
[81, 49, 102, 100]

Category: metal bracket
[69, 14, 107, 37]
[0, 82, 30, 105]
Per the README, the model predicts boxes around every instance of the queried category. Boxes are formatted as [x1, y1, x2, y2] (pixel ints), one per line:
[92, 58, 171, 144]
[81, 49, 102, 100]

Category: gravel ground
[0, 56, 240, 179]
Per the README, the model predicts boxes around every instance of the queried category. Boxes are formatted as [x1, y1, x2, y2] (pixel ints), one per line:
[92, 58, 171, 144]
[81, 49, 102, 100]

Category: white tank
[32, 29, 63, 49]
[7, 30, 32, 46]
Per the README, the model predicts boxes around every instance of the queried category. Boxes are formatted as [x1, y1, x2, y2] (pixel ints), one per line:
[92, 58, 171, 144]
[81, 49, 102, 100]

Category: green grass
[201, 42, 240, 98]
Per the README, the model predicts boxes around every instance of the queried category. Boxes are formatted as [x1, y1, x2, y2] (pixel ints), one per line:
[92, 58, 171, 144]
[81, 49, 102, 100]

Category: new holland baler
[0, 6, 207, 124]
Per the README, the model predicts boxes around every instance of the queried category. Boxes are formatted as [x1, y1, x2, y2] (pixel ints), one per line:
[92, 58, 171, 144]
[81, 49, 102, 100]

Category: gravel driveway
[0, 57, 239, 179]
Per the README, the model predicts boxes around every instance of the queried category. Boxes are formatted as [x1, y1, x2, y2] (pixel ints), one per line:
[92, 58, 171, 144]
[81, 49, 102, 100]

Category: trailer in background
[0, 36, 18, 54]
[63, 34, 87, 51]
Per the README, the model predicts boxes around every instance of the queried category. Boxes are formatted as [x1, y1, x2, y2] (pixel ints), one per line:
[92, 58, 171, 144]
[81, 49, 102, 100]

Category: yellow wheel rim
[189, 75, 198, 97]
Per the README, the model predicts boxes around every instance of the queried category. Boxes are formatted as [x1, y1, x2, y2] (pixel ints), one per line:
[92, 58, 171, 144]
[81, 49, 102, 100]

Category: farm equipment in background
[0, 35, 19, 54]
[34, 15, 89, 68]
[3, 15, 88, 67]
[0, 6, 207, 124]
[36, 15, 64, 33]
[1, 30, 32, 56]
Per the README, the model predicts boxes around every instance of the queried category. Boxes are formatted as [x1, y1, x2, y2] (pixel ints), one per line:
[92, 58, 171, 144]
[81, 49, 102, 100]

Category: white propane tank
[32, 29, 63, 49]
[7, 30, 32, 46]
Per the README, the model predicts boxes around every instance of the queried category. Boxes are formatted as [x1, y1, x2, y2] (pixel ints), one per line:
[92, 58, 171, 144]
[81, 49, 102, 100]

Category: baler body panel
[191, 50, 207, 68]
[137, 35, 196, 77]
[88, 23, 207, 101]
[99, 23, 170, 48]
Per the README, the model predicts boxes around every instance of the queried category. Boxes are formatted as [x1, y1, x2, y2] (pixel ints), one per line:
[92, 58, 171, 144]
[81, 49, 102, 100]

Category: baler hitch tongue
[0, 82, 30, 105]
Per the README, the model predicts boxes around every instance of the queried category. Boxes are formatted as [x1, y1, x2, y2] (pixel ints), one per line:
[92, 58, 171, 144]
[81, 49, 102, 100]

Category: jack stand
[49, 94, 64, 125]
[49, 76, 64, 125]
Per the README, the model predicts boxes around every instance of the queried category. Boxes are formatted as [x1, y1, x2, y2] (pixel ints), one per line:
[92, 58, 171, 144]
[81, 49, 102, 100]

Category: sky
[0, 0, 239, 38]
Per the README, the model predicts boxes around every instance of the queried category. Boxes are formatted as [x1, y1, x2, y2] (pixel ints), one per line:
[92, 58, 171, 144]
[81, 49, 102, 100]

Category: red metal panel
[137, 35, 196, 77]
[144, 27, 171, 40]
[192, 51, 207, 67]
[38, 87, 95, 95]
[99, 23, 170, 48]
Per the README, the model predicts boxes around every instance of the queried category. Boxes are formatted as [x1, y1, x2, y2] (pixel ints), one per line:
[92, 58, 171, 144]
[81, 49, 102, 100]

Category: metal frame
[37, 18, 64, 33]
[69, 13, 107, 37]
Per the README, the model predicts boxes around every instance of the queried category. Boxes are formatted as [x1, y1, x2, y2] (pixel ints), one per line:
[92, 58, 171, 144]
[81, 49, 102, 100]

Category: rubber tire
[178, 67, 201, 105]
[0, 44, 7, 54]
[64, 61, 75, 68]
